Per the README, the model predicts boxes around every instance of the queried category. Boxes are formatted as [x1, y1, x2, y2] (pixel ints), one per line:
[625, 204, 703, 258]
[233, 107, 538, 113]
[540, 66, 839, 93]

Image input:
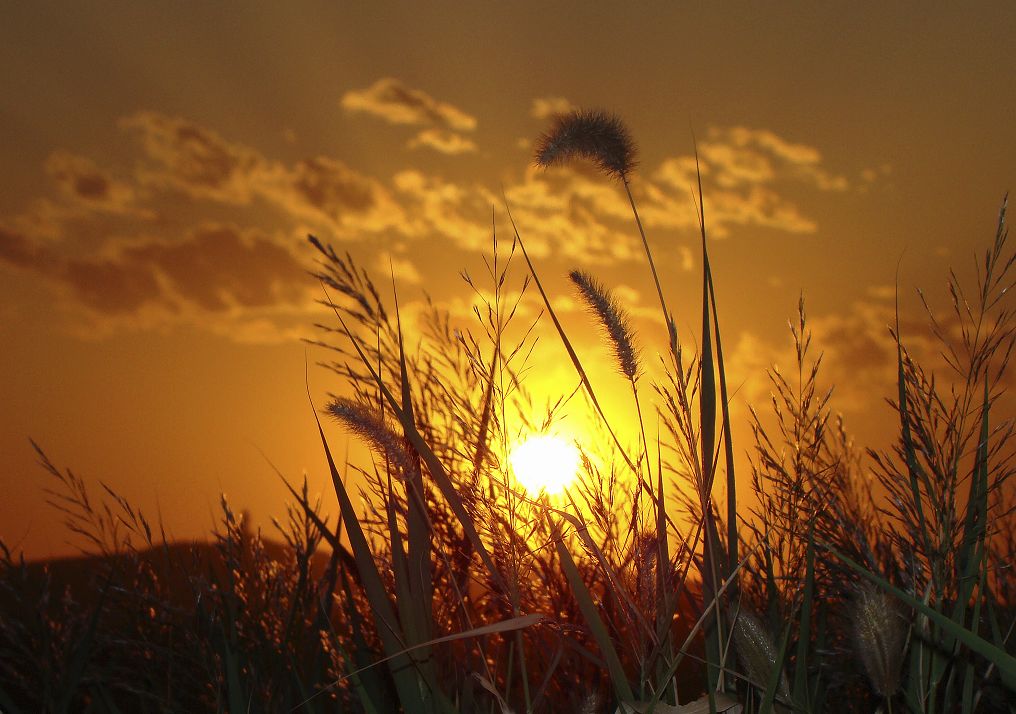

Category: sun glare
[509, 434, 581, 496]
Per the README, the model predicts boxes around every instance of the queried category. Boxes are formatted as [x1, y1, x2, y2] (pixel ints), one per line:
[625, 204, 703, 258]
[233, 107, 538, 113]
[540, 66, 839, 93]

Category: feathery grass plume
[579, 692, 603, 714]
[851, 584, 907, 699]
[534, 109, 637, 181]
[569, 269, 640, 380]
[326, 397, 417, 479]
[732, 608, 790, 699]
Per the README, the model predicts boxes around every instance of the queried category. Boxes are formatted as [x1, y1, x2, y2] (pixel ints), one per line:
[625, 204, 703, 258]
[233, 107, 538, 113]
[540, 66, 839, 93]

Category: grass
[1, 110, 1014, 713]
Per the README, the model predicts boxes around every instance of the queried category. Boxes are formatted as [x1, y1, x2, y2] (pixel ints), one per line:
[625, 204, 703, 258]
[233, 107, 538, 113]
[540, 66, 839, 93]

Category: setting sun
[508, 434, 581, 496]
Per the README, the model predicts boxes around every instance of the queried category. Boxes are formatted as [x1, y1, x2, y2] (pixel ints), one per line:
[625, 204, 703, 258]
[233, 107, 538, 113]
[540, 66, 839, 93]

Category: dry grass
[1, 113, 1014, 714]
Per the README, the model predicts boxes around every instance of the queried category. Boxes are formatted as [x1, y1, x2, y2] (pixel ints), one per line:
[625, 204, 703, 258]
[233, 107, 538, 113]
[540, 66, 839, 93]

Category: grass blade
[693, 142, 727, 695]
[758, 625, 792, 714]
[55, 569, 113, 713]
[791, 530, 815, 710]
[311, 409, 426, 710]
[320, 614, 547, 693]
[324, 294, 508, 593]
[550, 514, 635, 703]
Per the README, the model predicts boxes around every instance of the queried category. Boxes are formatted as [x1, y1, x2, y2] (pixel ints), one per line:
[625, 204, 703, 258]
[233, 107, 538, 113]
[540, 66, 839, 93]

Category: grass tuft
[533, 108, 637, 181]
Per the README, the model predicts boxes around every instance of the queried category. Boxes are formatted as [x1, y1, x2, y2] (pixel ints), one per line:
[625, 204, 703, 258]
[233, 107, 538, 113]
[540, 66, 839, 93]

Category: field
[1, 111, 1014, 714]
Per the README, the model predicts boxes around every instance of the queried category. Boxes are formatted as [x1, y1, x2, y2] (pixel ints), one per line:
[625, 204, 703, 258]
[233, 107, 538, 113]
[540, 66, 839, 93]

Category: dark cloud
[0, 222, 309, 319]
[289, 157, 377, 215]
[125, 225, 308, 312]
[61, 258, 161, 314]
[822, 322, 893, 370]
[70, 173, 109, 200]
[120, 112, 259, 202]
[45, 151, 139, 214]
[118, 112, 392, 234]
[0, 226, 53, 271]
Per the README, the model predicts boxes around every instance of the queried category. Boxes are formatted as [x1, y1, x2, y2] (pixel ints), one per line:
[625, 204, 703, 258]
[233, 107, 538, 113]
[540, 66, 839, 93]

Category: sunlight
[508, 433, 581, 496]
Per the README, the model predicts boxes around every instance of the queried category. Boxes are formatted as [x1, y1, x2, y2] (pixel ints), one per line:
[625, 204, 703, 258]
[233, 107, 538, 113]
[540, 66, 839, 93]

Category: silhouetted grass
[1, 113, 1014, 713]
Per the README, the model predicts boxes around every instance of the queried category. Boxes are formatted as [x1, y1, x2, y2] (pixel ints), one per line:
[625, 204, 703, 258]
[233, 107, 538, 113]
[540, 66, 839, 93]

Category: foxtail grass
[3, 113, 1015, 714]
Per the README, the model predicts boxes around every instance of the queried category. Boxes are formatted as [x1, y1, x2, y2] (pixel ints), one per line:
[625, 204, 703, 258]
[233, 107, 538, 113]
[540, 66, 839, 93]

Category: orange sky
[2, 3, 1014, 558]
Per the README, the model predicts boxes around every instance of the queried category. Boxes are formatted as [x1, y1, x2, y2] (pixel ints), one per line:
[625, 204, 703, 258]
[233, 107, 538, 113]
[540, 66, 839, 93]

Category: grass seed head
[569, 269, 640, 380]
[326, 397, 418, 479]
[852, 584, 908, 698]
[534, 109, 637, 181]
[733, 608, 790, 698]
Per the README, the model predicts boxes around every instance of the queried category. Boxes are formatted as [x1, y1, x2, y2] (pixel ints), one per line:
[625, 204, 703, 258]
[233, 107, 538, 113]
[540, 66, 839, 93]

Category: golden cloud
[0, 110, 861, 345]
[341, 77, 477, 132]
[530, 97, 575, 120]
[407, 128, 478, 155]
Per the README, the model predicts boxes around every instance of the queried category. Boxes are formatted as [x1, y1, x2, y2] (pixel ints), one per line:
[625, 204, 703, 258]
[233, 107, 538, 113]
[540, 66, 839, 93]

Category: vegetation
[1, 110, 1013, 713]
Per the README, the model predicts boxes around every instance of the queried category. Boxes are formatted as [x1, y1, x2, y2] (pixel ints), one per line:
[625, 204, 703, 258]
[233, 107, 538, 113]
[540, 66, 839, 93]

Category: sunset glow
[0, 4, 1012, 565]
[2, 6, 1015, 712]
[509, 434, 581, 496]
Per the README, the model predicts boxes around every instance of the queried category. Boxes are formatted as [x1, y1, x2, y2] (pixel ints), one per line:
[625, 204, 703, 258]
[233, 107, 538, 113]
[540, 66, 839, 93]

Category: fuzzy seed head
[326, 397, 417, 479]
[852, 584, 908, 698]
[569, 270, 640, 380]
[733, 609, 790, 699]
[534, 109, 638, 181]
[635, 532, 659, 612]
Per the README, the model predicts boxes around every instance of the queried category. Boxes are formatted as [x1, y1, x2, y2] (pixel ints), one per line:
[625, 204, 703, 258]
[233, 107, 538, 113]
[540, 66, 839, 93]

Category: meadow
[1, 110, 1013, 713]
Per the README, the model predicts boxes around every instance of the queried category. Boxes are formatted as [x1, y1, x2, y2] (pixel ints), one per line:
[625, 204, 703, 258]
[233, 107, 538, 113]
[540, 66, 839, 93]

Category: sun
[508, 434, 581, 497]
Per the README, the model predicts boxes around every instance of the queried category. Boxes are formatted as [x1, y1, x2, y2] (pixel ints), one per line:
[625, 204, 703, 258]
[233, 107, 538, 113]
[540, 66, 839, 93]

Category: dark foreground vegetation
[2, 111, 1014, 713]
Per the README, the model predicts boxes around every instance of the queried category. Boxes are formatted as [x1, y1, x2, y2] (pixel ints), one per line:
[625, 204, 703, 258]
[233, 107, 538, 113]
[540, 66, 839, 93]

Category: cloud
[122, 224, 310, 312]
[701, 126, 849, 192]
[2, 224, 163, 315]
[645, 126, 851, 237]
[256, 155, 406, 237]
[103, 114, 852, 267]
[0, 226, 53, 271]
[0, 220, 315, 340]
[121, 111, 262, 203]
[341, 77, 477, 132]
[120, 112, 403, 239]
[530, 97, 574, 119]
[285, 156, 378, 214]
[374, 253, 422, 285]
[727, 297, 959, 427]
[677, 245, 694, 271]
[60, 255, 162, 314]
[1, 111, 859, 343]
[45, 151, 143, 214]
[3, 112, 413, 341]
[508, 124, 841, 246]
[391, 169, 491, 252]
[501, 167, 644, 265]
[407, 128, 478, 155]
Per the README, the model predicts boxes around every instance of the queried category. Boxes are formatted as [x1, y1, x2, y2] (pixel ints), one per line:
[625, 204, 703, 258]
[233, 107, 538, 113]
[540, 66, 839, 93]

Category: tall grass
[0, 113, 1013, 713]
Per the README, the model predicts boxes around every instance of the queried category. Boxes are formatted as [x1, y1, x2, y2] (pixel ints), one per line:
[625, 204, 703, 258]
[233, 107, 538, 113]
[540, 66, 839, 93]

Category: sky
[2, 2, 1014, 559]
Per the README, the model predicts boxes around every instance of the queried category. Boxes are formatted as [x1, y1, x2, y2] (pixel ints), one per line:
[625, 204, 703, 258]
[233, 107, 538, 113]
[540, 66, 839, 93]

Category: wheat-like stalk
[326, 397, 417, 479]
[533, 108, 637, 181]
[569, 269, 640, 381]
[852, 584, 908, 699]
[732, 608, 790, 699]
